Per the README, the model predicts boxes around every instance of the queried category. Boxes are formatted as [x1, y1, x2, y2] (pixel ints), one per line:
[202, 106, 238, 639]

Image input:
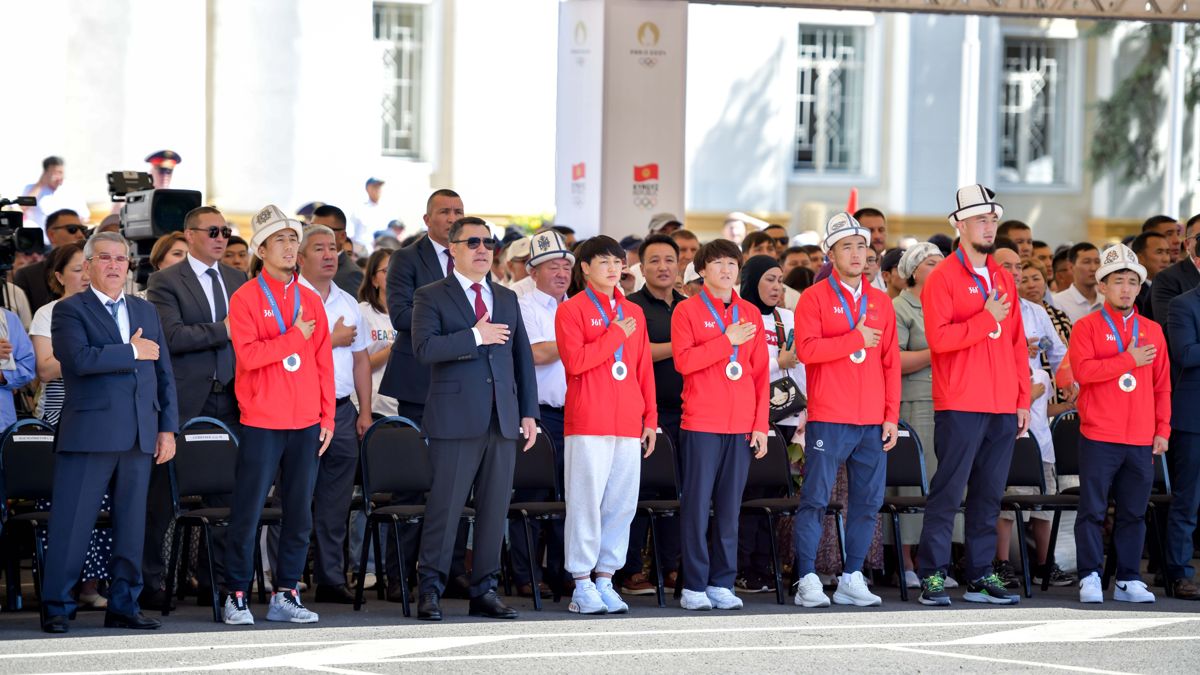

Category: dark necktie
[105, 299, 123, 331]
[471, 283, 486, 322]
[205, 269, 227, 321]
[206, 269, 235, 385]
[445, 249, 455, 277]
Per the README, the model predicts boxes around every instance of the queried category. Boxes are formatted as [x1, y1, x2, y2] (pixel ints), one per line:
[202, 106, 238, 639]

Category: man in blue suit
[1166, 284, 1200, 601]
[41, 232, 179, 633]
[411, 216, 539, 621]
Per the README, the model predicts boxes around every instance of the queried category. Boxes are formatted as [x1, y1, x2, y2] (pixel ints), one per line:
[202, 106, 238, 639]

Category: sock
[595, 577, 613, 591]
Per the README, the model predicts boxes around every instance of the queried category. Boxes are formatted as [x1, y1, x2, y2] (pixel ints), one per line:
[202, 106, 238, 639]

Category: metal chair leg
[833, 510, 847, 573]
[373, 525, 385, 600]
[523, 516, 542, 611]
[163, 521, 184, 616]
[764, 512, 784, 605]
[253, 525, 267, 603]
[391, 519, 411, 618]
[648, 514, 666, 608]
[890, 510, 908, 602]
[354, 520, 372, 611]
[1012, 509, 1034, 599]
[202, 525, 222, 622]
[177, 523, 193, 600]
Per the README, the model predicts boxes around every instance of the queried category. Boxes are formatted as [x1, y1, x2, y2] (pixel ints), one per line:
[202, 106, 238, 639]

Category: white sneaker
[705, 585, 743, 610]
[568, 580, 609, 614]
[1114, 579, 1156, 603]
[680, 588, 712, 611]
[1079, 572, 1103, 603]
[793, 573, 830, 608]
[595, 579, 628, 614]
[833, 571, 882, 607]
[361, 572, 377, 590]
[942, 575, 959, 589]
[904, 570, 922, 589]
[222, 591, 254, 625]
[266, 589, 319, 623]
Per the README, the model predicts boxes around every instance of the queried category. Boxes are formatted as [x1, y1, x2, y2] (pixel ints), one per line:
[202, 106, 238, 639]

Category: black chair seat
[741, 497, 843, 513]
[8, 510, 111, 525]
[1149, 494, 1172, 505]
[1001, 495, 1079, 508]
[1061, 485, 1080, 496]
[179, 507, 282, 524]
[639, 499, 680, 513]
[883, 496, 927, 509]
[509, 502, 565, 517]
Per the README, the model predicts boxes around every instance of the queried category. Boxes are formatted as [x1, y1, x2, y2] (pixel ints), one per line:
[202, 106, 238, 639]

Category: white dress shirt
[510, 275, 535, 298]
[186, 253, 229, 322]
[299, 276, 370, 399]
[519, 287, 567, 408]
[1052, 284, 1102, 324]
[431, 238, 452, 278]
[453, 270, 494, 346]
[1019, 297, 1067, 375]
[92, 287, 135, 357]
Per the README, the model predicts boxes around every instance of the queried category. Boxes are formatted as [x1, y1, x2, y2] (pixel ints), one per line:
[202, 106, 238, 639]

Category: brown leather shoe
[1173, 578, 1200, 600]
[620, 572, 656, 596]
[517, 582, 552, 599]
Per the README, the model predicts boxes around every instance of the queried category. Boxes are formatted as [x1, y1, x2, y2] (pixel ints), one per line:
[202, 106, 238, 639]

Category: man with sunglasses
[141, 206, 247, 608]
[15, 209, 88, 314]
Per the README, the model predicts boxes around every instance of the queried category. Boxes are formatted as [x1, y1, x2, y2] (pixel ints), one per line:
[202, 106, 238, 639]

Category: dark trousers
[1166, 430, 1200, 581]
[793, 422, 886, 576]
[507, 405, 566, 586]
[621, 408, 682, 579]
[679, 430, 751, 592]
[1076, 436, 1154, 581]
[418, 415, 516, 598]
[43, 447, 151, 618]
[224, 424, 320, 593]
[142, 389, 240, 592]
[312, 400, 360, 586]
[917, 411, 1016, 581]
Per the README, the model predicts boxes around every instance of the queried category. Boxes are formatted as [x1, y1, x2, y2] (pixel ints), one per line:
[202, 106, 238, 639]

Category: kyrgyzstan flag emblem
[571, 163, 586, 181]
[633, 163, 659, 182]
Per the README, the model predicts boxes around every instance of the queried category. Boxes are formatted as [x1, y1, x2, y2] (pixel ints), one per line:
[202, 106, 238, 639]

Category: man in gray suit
[142, 206, 247, 607]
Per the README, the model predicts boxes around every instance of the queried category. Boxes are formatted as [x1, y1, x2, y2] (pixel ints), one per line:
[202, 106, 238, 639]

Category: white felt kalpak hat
[821, 211, 869, 254]
[249, 204, 305, 259]
[682, 261, 701, 285]
[948, 184, 1004, 226]
[1096, 243, 1147, 285]
[526, 230, 575, 271]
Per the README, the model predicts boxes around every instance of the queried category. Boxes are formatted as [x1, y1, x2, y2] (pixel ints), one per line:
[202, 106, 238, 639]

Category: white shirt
[430, 238, 451, 278]
[1020, 297, 1067, 375]
[973, 265, 993, 293]
[21, 183, 91, 238]
[1052, 284, 1102, 324]
[1030, 368, 1055, 463]
[186, 254, 229, 322]
[359, 301, 399, 417]
[510, 275, 535, 298]
[518, 287, 567, 408]
[29, 300, 56, 339]
[760, 306, 807, 429]
[839, 279, 863, 302]
[91, 286, 132, 345]
[454, 270, 494, 346]
[348, 199, 390, 249]
[299, 276, 370, 399]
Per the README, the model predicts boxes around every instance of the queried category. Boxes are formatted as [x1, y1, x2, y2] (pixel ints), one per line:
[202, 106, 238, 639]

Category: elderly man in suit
[142, 206, 248, 607]
[411, 216, 539, 621]
[1166, 284, 1200, 601]
[41, 231, 178, 634]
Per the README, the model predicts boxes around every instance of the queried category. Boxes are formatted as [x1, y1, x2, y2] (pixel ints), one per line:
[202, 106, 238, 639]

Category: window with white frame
[998, 37, 1068, 185]
[794, 25, 865, 174]
[374, 2, 424, 158]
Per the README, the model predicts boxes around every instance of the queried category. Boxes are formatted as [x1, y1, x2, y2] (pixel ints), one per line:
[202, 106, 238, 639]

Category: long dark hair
[358, 249, 391, 314]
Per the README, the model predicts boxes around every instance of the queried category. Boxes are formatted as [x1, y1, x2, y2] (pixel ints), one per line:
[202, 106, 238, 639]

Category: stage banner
[555, 0, 605, 236]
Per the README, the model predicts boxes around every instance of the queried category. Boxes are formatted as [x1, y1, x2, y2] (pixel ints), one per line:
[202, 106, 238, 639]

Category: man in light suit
[1166, 285, 1200, 601]
[411, 216, 539, 621]
[143, 206, 247, 607]
[41, 231, 179, 634]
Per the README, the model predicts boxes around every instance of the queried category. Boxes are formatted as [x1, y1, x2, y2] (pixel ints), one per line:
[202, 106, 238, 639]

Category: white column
[956, 15, 981, 188]
[1165, 22, 1186, 217]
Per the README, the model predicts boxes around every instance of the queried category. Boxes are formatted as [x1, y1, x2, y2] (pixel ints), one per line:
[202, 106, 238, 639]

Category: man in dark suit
[377, 188, 466, 601]
[14, 208, 88, 314]
[1133, 231, 1172, 322]
[142, 206, 248, 606]
[1152, 227, 1200, 341]
[311, 204, 363, 296]
[41, 232, 179, 634]
[411, 216, 538, 621]
[1166, 286, 1200, 601]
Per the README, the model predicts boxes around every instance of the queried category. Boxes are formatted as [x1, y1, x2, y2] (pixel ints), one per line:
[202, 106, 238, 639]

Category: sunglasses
[190, 226, 233, 239]
[53, 224, 86, 235]
[451, 236, 500, 251]
[772, 236, 789, 246]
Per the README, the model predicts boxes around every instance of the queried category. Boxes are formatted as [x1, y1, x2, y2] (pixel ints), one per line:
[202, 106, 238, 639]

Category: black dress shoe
[138, 589, 175, 612]
[42, 615, 69, 634]
[469, 590, 518, 619]
[315, 584, 358, 604]
[417, 592, 442, 621]
[104, 610, 162, 630]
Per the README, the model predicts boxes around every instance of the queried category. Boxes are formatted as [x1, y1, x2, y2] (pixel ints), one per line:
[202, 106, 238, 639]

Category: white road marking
[948, 617, 1192, 644]
[882, 645, 1135, 674]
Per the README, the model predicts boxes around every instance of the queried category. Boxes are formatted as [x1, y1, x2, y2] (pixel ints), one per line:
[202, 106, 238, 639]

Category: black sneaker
[735, 574, 770, 594]
[918, 572, 951, 606]
[964, 573, 1020, 604]
[992, 559, 1021, 589]
[1032, 563, 1077, 587]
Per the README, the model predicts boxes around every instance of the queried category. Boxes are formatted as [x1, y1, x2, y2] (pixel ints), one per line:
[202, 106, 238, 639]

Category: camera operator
[14, 209, 88, 313]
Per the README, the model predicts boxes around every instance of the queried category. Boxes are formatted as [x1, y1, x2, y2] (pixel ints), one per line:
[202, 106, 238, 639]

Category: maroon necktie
[445, 250, 454, 277]
[471, 282, 486, 322]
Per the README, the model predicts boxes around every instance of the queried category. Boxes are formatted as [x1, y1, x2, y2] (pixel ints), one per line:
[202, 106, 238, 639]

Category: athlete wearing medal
[554, 236, 656, 615]
[1069, 243, 1170, 604]
[792, 213, 900, 608]
[671, 238, 769, 611]
[916, 185, 1030, 607]
[223, 205, 335, 626]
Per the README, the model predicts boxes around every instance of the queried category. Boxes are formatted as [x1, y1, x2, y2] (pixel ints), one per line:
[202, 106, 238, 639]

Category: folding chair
[637, 429, 680, 607]
[505, 422, 566, 611]
[0, 419, 66, 620]
[999, 435, 1078, 598]
[1041, 411, 1081, 590]
[879, 421, 927, 602]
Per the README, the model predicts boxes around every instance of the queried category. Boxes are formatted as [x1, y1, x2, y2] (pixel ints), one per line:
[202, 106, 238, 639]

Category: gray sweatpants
[564, 435, 641, 577]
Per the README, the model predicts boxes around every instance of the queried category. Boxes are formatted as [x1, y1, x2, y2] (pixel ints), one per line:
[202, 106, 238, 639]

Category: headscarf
[740, 254, 782, 315]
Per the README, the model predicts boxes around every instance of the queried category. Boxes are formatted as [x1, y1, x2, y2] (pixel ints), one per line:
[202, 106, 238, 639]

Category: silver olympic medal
[725, 361, 743, 381]
[849, 349, 866, 364]
[988, 324, 1003, 340]
[612, 361, 628, 381]
[283, 353, 301, 372]
[1119, 372, 1137, 393]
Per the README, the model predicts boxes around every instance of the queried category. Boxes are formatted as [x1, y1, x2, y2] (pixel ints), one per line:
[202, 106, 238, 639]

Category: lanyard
[956, 249, 991, 302]
[699, 289, 739, 364]
[585, 287, 624, 364]
[257, 274, 300, 336]
[1100, 309, 1139, 353]
[827, 276, 867, 331]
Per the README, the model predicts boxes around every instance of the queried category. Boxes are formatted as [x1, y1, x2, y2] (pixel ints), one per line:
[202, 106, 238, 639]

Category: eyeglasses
[772, 236, 789, 246]
[88, 253, 129, 265]
[451, 237, 499, 251]
[52, 224, 86, 235]
[190, 226, 233, 239]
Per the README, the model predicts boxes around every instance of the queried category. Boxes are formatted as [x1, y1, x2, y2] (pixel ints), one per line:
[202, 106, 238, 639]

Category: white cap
[898, 242, 943, 280]
[505, 236, 532, 262]
[948, 184, 1004, 226]
[249, 204, 304, 259]
[821, 212, 869, 254]
[526, 230, 575, 270]
[1096, 243, 1147, 285]
[682, 262, 701, 285]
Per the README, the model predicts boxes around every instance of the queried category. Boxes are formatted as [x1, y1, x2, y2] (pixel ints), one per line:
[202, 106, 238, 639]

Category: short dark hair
[43, 156, 63, 171]
[740, 230, 774, 255]
[783, 265, 815, 293]
[1032, 240, 1049, 250]
[1068, 242, 1098, 264]
[764, 223, 788, 234]
[551, 225, 576, 236]
[1132, 231, 1167, 255]
[1186, 213, 1200, 235]
[183, 205, 223, 230]
[312, 204, 347, 227]
[448, 216, 489, 242]
[670, 229, 699, 242]
[881, 247, 904, 272]
[800, 244, 822, 256]
[575, 235, 625, 265]
[853, 207, 885, 222]
[1141, 215, 1178, 233]
[993, 237, 1019, 254]
[227, 235, 249, 249]
[781, 245, 807, 261]
[638, 233, 679, 262]
[694, 238, 743, 272]
[997, 220, 1031, 238]
[1052, 248, 1071, 271]
[45, 209, 80, 230]
[426, 188, 461, 214]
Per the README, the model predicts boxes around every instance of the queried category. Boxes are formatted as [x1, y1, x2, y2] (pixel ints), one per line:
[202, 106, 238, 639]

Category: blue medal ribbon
[257, 274, 300, 336]
[956, 249, 991, 302]
[584, 287, 624, 365]
[1100, 308, 1139, 354]
[827, 275, 867, 330]
[698, 289, 739, 365]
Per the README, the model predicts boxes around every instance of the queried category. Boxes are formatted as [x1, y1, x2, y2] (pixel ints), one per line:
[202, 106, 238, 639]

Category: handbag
[768, 310, 806, 423]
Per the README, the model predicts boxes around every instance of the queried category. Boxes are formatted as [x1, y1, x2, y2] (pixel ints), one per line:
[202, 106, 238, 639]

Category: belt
[539, 404, 564, 413]
[211, 380, 229, 394]
[336, 396, 353, 407]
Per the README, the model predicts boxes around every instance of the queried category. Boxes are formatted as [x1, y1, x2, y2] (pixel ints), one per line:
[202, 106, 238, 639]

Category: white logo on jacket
[833, 306, 844, 315]
[967, 286, 979, 295]
[704, 321, 716, 329]
[264, 310, 275, 318]
[591, 319, 604, 327]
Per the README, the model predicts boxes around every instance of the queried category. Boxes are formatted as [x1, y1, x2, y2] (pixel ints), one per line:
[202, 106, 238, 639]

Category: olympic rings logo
[638, 57, 658, 68]
[633, 196, 658, 209]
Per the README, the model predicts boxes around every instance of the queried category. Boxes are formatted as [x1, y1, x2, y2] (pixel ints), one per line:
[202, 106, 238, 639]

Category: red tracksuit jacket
[671, 287, 769, 435]
[795, 273, 900, 425]
[922, 253, 1030, 413]
[555, 285, 657, 438]
[1069, 304, 1171, 446]
[229, 272, 336, 431]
